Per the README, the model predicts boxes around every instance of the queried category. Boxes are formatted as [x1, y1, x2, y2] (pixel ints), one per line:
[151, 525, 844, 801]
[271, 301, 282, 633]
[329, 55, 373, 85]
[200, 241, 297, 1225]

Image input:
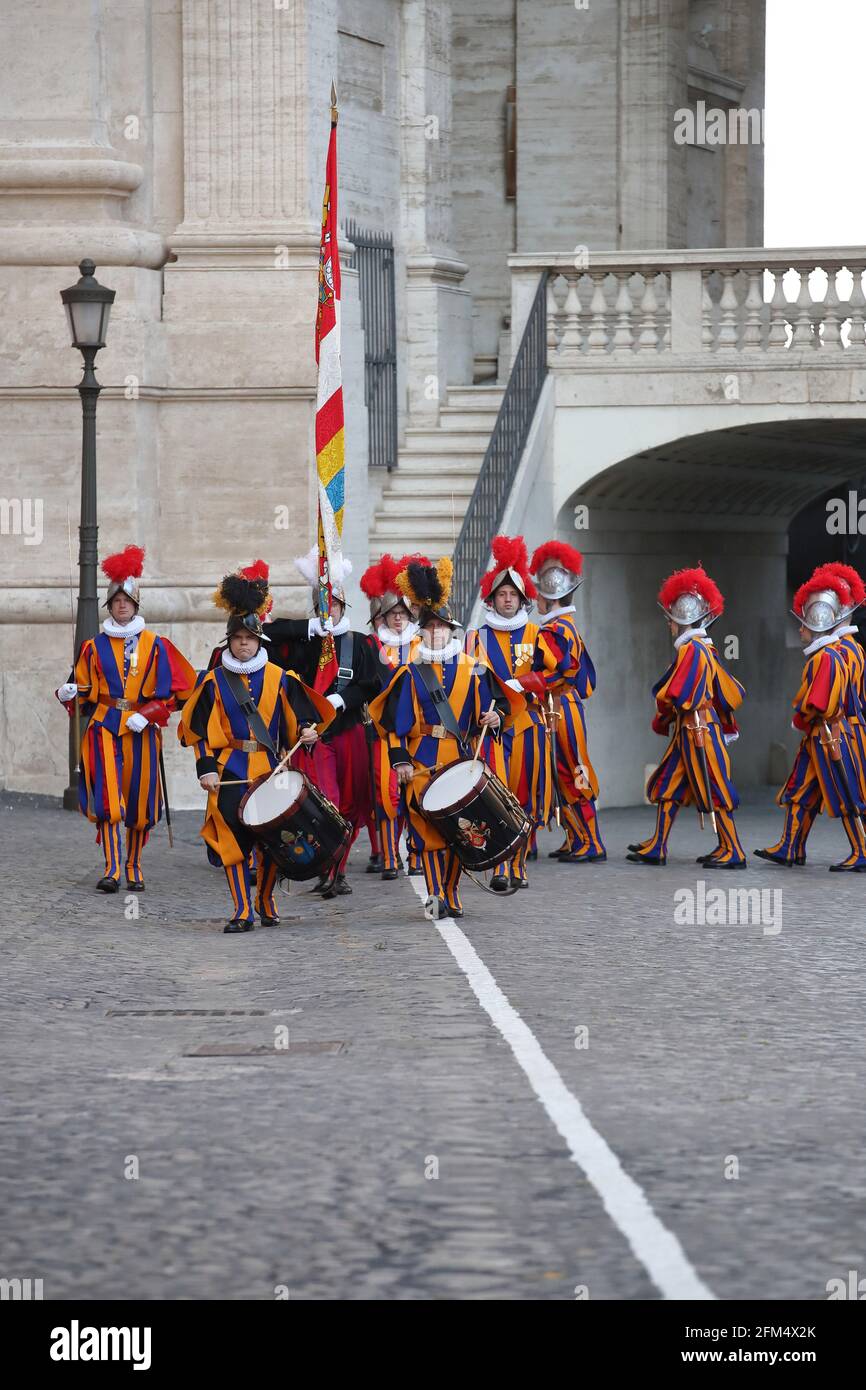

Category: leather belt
[107, 697, 140, 712]
[419, 723, 451, 739]
[229, 738, 264, 753]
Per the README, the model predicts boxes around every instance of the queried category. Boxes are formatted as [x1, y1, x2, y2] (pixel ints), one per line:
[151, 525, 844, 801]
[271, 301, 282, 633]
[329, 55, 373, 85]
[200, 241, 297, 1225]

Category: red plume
[398, 551, 431, 570]
[658, 566, 725, 618]
[529, 540, 583, 578]
[814, 562, 865, 608]
[361, 554, 403, 599]
[480, 534, 537, 600]
[101, 545, 145, 583]
[794, 568, 850, 617]
[240, 558, 269, 582]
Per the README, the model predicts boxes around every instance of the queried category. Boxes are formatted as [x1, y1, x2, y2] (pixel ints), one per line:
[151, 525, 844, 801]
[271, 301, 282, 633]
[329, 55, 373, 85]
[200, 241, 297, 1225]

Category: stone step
[383, 473, 477, 497]
[445, 385, 505, 411]
[373, 512, 468, 537]
[395, 453, 484, 471]
[375, 501, 470, 526]
[438, 406, 501, 429]
[404, 426, 491, 452]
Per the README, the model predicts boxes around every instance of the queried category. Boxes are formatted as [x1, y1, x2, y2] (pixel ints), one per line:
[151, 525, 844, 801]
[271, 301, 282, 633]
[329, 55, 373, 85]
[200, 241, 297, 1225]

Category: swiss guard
[755, 564, 866, 872]
[178, 566, 333, 930]
[361, 554, 422, 879]
[265, 547, 379, 897]
[55, 545, 196, 893]
[627, 567, 746, 868]
[370, 556, 516, 920]
[517, 541, 606, 863]
[465, 535, 550, 888]
[824, 562, 866, 807]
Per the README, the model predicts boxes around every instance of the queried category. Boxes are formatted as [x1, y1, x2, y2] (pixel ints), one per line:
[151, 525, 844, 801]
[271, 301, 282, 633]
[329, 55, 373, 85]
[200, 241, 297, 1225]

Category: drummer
[369, 556, 520, 921]
[361, 553, 423, 881]
[465, 535, 551, 891]
[178, 567, 334, 933]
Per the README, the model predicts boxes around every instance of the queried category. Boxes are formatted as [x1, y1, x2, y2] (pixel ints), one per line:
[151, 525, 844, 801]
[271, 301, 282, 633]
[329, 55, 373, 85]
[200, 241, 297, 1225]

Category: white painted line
[409, 877, 715, 1301]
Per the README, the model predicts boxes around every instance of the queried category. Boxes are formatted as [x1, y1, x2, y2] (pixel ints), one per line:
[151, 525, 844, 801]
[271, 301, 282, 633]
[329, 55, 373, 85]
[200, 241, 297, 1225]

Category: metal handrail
[452, 272, 548, 622]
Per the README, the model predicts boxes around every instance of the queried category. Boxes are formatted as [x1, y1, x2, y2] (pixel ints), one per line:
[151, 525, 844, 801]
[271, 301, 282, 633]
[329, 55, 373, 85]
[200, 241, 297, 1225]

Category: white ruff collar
[102, 614, 145, 639]
[377, 621, 418, 647]
[803, 632, 837, 657]
[835, 625, 859, 638]
[221, 647, 268, 674]
[311, 614, 350, 639]
[483, 609, 531, 632]
[417, 637, 463, 665]
[542, 604, 575, 623]
[674, 627, 708, 650]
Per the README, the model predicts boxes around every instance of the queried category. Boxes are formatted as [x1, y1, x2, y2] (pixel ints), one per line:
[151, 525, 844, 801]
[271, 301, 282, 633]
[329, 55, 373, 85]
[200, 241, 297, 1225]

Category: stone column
[400, 0, 471, 420]
[618, 0, 690, 249]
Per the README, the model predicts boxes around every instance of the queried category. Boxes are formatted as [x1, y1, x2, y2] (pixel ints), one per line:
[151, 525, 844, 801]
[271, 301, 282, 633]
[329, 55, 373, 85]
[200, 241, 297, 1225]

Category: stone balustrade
[508, 249, 866, 361]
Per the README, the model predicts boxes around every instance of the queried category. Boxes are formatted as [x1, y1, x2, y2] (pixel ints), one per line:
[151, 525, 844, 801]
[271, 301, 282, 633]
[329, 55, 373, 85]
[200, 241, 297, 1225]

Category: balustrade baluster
[791, 269, 817, 348]
[559, 273, 583, 352]
[701, 274, 714, 351]
[637, 272, 660, 351]
[742, 269, 764, 351]
[717, 271, 740, 349]
[821, 267, 843, 349]
[767, 269, 790, 349]
[587, 273, 609, 352]
[612, 272, 635, 352]
[847, 266, 866, 348]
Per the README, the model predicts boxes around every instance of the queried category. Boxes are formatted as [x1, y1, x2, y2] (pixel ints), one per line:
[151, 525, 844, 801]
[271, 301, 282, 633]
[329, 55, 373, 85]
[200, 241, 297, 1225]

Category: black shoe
[309, 876, 330, 893]
[96, 876, 120, 893]
[704, 858, 747, 870]
[559, 851, 607, 864]
[625, 852, 666, 867]
[382, 869, 399, 881]
[489, 876, 510, 892]
[628, 843, 646, 854]
[408, 865, 424, 877]
[548, 847, 568, 858]
[224, 918, 255, 933]
[258, 911, 281, 925]
[125, 880, 145, 892]
[322, 874, 353, 900]
[511, 876, 529, 889]
[753, 848, 797, 867]
[366, 854, 384, 874]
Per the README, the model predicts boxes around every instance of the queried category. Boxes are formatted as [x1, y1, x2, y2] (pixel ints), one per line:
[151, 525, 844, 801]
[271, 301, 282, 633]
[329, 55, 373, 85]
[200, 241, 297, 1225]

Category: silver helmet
[659, 589, 712, 627]
[103, 575, 141, 608]
[535, 561, 582, 602]
[793, 587, 844, 634]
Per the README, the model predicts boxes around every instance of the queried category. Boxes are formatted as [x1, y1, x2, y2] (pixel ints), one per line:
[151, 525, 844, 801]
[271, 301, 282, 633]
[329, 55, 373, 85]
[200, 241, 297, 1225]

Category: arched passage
[558, 419, 866, 806]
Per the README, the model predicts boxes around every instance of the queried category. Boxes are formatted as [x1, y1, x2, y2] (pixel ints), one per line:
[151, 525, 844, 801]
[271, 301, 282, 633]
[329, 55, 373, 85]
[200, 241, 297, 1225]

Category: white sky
[765, 0, 866, 247]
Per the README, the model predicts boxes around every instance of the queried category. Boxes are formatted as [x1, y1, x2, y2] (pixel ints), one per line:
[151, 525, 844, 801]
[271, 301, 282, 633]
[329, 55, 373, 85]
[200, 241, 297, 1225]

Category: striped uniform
[833, 628, 866, 801]
[178, 660, 333, 921]
[525, 610, 605, 860]
[465, 620, 550, 882]
[637, 634, 746, 865]
[760, 637, 866, 870]
[367, 630, 423, 872]
[370, 651, 512, 916]
[73, 630, 196, 884]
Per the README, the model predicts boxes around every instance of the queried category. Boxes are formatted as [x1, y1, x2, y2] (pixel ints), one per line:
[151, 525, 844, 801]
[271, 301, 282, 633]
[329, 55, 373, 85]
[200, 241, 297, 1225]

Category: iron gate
[345, 218, 398, 470]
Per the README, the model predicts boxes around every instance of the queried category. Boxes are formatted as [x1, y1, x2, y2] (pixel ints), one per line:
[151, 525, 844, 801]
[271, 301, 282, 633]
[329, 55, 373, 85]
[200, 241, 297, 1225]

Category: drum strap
[416, 662, 466, 744]
[334, 631, 356, 694]
[222, 670, 280, 760]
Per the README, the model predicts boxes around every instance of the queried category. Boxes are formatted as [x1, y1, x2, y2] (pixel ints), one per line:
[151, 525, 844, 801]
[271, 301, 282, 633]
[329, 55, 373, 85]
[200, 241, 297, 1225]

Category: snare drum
[420, 759, 531, 871]
[240, 767, 351, 881]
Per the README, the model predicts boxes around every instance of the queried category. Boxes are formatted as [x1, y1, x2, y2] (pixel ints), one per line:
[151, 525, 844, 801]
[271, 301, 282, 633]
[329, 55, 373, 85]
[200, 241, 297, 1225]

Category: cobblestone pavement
[2, 791, 865, 1301]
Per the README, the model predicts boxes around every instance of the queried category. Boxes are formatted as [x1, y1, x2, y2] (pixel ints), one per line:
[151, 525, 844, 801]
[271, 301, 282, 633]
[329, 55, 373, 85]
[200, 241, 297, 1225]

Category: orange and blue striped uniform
[522, 610, 605, 860]
[72, 629, 196, 884]
[178, 660, 333, 922]
[465, 620, 551, 882]
[832, 628, 866, 800]
[368, 630, 423, 872]
[633, 634, 745, 865]
[760, 638, 866, 870]
[370, 650, 513, 915]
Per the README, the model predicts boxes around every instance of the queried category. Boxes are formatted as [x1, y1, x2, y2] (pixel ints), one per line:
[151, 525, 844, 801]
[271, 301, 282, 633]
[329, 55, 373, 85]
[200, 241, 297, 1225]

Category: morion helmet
[360, 554, 415, 626]
[792, 567, 850, 634]
[214, 559, 272, 642]
[397, 555, 460, 628]
[102, 544, 145, 609]
[530, 540, 583, 602]
[658, 566, 724, 629]
[480, 534, 537, 607]
[811, 562, 866, 624]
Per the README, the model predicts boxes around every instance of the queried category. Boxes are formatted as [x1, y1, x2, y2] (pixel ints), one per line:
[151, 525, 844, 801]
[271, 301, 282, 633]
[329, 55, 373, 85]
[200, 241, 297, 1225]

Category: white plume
[294, 546, 353, 589]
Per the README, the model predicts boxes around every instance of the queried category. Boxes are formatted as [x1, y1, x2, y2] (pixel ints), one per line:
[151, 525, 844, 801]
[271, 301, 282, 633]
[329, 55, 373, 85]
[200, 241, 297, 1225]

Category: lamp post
[60, 259, 116, 809]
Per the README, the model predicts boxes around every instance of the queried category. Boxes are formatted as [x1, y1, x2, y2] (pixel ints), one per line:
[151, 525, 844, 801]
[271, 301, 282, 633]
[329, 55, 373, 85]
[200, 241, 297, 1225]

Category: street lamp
[60, 259, 116, 809]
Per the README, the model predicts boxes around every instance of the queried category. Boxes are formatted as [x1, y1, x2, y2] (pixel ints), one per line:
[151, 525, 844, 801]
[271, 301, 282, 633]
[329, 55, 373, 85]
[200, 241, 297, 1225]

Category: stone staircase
[369, 384, 504, 559]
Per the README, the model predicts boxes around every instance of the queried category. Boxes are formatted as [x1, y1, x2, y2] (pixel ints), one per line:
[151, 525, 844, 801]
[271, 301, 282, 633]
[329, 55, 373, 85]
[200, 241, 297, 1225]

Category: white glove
[505, 678, 522, 692]
[327, 693, 345, 711]
[57, 682, 78, 702]
[723, 731, 739, 746]
[126, 712, 149, 733]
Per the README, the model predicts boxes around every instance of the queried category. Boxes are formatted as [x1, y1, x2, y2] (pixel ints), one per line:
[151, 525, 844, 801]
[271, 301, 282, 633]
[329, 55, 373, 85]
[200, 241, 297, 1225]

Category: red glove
[137, 698, 172, 728]
[651, 712, 672, 736]
[517, 671, 547, 700]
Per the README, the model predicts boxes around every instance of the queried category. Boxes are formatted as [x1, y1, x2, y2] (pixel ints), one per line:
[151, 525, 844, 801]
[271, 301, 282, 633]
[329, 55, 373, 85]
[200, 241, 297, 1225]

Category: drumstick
[473, 706, 495, 766]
